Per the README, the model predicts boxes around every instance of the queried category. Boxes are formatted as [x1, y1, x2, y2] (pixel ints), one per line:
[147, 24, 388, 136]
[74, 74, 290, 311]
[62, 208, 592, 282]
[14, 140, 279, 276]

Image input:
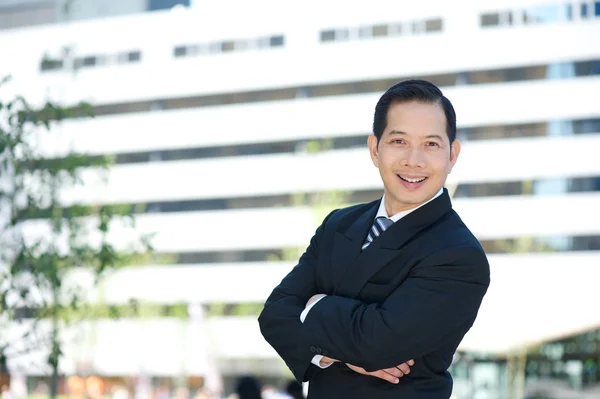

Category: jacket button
[310, 346, 316, 353]
[316, 347, 322, 354]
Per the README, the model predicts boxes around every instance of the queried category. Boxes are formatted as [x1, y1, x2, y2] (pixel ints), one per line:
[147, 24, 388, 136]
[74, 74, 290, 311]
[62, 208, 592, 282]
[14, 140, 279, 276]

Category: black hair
[235, 376, 262, 399]
[372, 79, 456, 143]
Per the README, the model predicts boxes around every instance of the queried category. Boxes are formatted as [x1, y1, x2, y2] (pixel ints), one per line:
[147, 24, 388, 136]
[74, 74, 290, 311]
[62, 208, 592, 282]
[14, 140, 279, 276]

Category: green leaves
[0, 75, 151, 383]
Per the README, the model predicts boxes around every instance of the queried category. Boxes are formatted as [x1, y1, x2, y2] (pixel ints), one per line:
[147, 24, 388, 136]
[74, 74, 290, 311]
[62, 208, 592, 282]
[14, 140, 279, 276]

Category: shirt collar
[377, 188, 444, 223]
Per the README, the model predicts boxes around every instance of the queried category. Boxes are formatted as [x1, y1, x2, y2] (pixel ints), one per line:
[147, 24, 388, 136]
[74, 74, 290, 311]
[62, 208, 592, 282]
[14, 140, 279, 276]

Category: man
[258, 80, 490, 398]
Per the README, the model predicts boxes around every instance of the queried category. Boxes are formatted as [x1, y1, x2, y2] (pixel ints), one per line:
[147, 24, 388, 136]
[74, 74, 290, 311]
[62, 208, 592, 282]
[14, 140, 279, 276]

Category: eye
[391, 139, 406, 145]
[426, 141, 440, 147]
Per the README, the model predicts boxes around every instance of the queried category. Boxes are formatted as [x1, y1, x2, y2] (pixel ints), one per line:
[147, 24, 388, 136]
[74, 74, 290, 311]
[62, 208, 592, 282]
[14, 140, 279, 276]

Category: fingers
[408, 359, 415, 366]
[383, 367, 403, 378]
[396, 363, 411, 375]
[372, 370, 400, 384]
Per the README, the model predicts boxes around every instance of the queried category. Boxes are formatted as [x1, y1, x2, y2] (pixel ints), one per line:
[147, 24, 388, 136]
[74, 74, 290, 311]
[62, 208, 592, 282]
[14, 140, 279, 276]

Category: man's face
[368, 100, 460, 215]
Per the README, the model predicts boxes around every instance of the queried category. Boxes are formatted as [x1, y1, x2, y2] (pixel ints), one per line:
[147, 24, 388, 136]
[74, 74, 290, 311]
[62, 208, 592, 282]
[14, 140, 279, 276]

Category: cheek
[427, 154, 452, 173]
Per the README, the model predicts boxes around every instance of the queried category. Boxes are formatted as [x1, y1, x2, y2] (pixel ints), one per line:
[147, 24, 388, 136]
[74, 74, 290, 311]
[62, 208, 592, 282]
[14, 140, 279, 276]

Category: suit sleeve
[301, 244, 490, 372]
[258, 210, 336, 382]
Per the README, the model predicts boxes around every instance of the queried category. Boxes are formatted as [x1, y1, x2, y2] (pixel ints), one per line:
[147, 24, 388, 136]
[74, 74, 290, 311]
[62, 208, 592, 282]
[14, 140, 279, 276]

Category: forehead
[385, 101, 447, 137]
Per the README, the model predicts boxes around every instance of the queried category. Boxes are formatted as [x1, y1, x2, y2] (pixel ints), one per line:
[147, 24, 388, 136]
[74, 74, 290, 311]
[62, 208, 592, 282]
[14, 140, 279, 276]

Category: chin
[393, 190, 432, 204]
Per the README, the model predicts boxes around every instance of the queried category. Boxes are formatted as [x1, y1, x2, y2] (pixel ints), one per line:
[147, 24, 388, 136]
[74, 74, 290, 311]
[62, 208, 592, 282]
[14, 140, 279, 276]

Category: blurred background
[0, 0, 599, 398]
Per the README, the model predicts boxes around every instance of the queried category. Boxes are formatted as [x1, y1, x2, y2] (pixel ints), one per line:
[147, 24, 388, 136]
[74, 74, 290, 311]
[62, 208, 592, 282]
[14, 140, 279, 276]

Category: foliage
[0, 76, 150, 393]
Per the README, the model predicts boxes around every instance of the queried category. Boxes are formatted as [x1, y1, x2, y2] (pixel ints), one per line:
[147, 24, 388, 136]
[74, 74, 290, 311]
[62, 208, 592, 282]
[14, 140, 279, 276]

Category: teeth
[400, 176, 426, 183]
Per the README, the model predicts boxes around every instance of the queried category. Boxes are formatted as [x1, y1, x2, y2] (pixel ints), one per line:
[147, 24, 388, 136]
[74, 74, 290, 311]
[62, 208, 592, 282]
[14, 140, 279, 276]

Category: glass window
[581, 3, 589, 18]
[40, 58, 63, 72]
[269, 35, 284, 47]
[173, 46, 187, 57]
[424, 18, 443, 32]
[573, 118, 600, 134]
[127, 51, 141, 62]
[574, 60, 600, 76]
[148, 0, 190, 11]
[358, 26, 373, 39]
[480, 12, 500, 27]
[208, 42, 222, 53]
[74, 55, 97, 68]
[388, 22, 403, 36]
[320, 29, 335, 42]
[335, 28, 350, 41]
[221, 41, 235, 52]
[372, 24, 389, 37]
[412, 20, 426, 34]
[233, 40, 248, 51]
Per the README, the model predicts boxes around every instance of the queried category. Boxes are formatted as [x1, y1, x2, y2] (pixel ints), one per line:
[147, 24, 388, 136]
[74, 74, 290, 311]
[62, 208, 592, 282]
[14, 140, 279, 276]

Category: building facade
[1, 0, 599, 397]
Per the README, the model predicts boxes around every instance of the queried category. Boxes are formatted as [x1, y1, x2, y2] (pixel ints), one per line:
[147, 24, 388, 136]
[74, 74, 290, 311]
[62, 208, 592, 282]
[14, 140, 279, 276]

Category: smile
[398, 175, 427, 183]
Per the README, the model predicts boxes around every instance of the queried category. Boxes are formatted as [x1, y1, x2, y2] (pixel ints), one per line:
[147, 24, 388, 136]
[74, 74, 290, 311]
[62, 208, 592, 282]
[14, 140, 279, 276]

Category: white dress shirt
[301, 188, 444, 368]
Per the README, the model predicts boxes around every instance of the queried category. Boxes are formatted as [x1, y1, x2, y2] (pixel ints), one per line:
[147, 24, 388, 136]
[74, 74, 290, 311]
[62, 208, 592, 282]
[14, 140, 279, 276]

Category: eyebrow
[388, 130, 445, 141]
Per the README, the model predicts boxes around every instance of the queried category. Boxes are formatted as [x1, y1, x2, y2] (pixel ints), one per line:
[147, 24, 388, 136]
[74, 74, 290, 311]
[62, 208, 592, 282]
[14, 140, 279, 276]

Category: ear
[367, 134, 380, 168]
[448, 139, 461, 173]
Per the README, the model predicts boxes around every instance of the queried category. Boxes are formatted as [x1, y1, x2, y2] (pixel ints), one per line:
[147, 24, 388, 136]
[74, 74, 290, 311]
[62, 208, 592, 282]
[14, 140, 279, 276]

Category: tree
[0, 76, 150, 398]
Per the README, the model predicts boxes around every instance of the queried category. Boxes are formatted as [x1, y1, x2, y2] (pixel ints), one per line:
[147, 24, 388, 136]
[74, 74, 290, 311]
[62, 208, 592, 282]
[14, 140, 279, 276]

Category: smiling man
[259, 80, 490, 399]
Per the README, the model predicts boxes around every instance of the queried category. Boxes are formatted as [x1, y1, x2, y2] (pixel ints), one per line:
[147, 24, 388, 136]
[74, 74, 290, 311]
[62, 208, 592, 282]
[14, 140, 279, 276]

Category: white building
[1, 0, 599, 397]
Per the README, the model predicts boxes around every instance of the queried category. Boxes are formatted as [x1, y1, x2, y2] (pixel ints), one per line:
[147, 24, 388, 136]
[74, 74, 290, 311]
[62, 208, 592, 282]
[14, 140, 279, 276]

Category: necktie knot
[362, 216, 393, 250]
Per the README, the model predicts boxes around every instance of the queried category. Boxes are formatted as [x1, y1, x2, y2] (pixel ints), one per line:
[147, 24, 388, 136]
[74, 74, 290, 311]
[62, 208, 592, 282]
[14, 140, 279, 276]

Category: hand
[319, 356, 339, 367]
[346, 359, 415, 384]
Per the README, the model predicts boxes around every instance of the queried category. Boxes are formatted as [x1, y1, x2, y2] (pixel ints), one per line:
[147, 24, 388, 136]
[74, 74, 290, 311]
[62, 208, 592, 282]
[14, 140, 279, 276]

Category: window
[574, 60, 600, 76]
[86, 59, 600, 116]
[118, 50, 141, 63]
[424, 18, 443, 32]
[269, 35, 284, 47]
[388, 22, 403, 36]
[525, 4, 570, 23]
[335, 28, 350, 41]
[481, 12, 501, 27]
[148, 0, 190, 11]
[573, 118, 600, 134]
[173, 46, 187, 57]
[320, 29, 335, 42]
[358, 26, 373, 39]
[40, 58, 63, 71]
[127, 51, 141, 62]
[74, 55, 98, 68]
[581, 3, 589, 18]
[221, 41, 235, 52]
[372, 24, 389, 37]
[208, 42, 222, 53]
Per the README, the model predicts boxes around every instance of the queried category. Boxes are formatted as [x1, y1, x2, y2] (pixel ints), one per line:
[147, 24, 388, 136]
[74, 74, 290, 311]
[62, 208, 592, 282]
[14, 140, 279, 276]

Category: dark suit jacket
[258, 189, 490, 398]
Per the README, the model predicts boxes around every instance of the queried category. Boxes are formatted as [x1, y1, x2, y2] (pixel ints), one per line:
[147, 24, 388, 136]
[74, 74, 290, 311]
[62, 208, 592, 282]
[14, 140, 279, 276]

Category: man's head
[368, 79, 460, 215]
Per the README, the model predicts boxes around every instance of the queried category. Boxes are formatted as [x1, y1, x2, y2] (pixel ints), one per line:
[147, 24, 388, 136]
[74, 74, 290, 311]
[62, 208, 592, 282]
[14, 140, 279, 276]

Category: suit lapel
[330, 200, 378, 296]
[333, 189, 453, 298]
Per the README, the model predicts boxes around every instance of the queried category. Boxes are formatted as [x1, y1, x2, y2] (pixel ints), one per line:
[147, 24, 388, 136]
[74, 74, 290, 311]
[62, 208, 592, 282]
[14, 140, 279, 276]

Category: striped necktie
[362, 216, 394, 250]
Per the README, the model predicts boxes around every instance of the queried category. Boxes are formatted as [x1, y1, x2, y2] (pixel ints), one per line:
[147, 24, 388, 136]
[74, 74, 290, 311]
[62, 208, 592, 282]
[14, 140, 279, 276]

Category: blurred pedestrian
[284, 380, 303, 399]
[1, 385, 13, 399]
[235, 376, 262, 399]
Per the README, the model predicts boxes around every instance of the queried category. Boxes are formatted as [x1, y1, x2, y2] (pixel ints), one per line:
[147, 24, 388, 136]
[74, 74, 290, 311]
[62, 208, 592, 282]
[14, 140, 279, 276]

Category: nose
[403, 146, 426, 169]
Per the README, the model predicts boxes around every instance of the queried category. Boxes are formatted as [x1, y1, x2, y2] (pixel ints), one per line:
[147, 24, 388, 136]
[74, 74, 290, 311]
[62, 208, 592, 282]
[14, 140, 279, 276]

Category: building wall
[1, 0, 599, 390]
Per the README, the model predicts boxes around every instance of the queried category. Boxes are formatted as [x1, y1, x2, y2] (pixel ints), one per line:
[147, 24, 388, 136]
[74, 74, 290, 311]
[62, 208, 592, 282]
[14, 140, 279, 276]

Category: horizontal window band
[59, 59, 600, 119]
[18, 177, 600, 220]
[154, 233, 600, 265]
[38, 117, 600, 166]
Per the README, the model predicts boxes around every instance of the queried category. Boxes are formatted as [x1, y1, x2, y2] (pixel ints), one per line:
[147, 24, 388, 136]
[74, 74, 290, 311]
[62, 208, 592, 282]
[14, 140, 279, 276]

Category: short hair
[372, 79, 457, 143]
[235, 376, 262, 399]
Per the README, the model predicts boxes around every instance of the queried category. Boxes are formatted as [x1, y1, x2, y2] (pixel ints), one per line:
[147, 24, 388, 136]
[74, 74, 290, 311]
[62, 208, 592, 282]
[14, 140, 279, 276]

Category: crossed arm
[258, 215, 490, 381]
